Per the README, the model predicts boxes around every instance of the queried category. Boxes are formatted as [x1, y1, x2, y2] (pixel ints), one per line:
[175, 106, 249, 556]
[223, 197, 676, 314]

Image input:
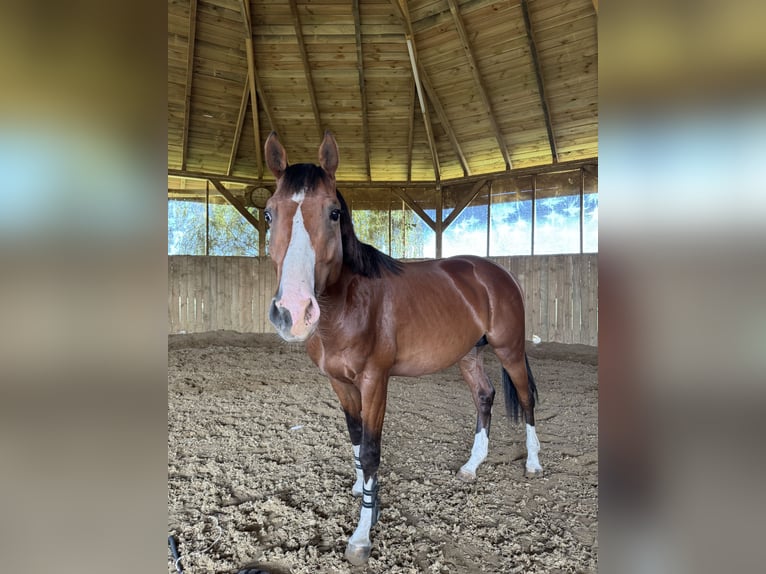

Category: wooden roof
[168, 0, 597, 198]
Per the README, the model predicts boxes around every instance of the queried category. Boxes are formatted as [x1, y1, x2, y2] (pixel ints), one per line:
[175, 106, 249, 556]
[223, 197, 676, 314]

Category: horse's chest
[307, 335, 368, 383]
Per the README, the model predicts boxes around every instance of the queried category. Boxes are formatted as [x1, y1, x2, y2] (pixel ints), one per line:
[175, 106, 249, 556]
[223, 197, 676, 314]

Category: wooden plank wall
[168, 254, 598, 346]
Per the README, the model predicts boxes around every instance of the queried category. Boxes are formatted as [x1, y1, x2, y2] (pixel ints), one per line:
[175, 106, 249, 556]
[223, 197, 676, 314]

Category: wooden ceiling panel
[169, 0, 597, 193]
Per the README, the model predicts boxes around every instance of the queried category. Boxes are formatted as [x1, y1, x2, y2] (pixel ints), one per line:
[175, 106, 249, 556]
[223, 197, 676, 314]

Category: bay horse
[263, 131, 542, 565]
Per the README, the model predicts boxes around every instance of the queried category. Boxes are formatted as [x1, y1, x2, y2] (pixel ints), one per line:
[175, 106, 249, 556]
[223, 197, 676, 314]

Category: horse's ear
[318, 130, 339, 178]
[265, 131, 288, 179]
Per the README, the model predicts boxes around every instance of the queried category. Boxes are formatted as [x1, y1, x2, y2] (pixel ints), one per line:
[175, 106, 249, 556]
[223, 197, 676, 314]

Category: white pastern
[525, 423, 543, 473]
[348, 477, 377, 548]
[352, 444, 364, 497]
[459, 428, 489, 477]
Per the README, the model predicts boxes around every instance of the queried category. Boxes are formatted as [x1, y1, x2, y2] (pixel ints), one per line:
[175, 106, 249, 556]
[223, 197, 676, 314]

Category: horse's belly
[390, 329, 481, 377]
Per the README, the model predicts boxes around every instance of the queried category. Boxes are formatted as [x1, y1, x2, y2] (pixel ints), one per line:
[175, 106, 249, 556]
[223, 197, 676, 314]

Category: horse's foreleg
[345, 374, 388, 566]
[329, 378, 364, 497]
[457, 347, 496, 481]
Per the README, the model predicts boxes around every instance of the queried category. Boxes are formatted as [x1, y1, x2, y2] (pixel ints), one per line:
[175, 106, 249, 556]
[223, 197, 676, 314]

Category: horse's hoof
[344, 542, 371, 565]
[457, 468, 477, 482]
[525, 466, 544, 478]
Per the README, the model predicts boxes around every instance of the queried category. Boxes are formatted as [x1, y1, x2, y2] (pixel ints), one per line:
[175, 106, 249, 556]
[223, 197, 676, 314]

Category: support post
[532, 175, 537, 255]
[258, 206, 267, 256]
[205, 179, 210, 255]
[580, 168, 585, 253]
[435, 184, 443, 258]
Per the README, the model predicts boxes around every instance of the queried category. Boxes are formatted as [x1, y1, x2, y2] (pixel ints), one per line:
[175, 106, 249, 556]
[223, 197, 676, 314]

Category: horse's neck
[320, 266, 376, 316]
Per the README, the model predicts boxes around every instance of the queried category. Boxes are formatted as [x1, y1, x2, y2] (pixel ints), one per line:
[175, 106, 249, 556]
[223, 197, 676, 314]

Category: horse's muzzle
[269, 294, 320, 342]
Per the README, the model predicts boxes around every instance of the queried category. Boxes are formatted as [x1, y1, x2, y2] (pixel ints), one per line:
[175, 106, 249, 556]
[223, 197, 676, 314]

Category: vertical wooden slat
[561, 256, 570, 344]
[169, 258, 179, 332]
[179, 256, 189, 332]
[571, 253, 582, 344]
[590, 255, 599, 346]
[193, 256, 203, 332]
[202, 256, 211, 331]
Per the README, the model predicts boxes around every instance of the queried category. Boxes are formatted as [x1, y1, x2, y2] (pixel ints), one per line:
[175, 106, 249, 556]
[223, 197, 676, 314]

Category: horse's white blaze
[460, 428, 489, 477]
[277, 196, 318, 337]
[348, 477, 376, 548]
[525, 423, 543, 473]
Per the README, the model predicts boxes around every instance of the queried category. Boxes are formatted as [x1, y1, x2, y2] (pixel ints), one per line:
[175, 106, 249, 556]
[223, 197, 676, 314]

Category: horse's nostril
[269, 299, 292, 332]
[304, 296, 320, 326]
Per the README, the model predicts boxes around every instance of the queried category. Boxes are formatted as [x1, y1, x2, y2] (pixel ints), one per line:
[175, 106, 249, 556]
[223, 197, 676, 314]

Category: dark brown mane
[336, 190, 403, 278]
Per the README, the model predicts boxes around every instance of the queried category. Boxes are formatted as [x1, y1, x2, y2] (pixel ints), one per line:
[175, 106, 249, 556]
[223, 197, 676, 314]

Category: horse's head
[264, 131, 343, 342]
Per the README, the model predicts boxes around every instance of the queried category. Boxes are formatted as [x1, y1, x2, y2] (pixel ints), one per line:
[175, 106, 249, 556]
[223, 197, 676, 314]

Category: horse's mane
[336, 190, 403, 278]
[281, 164, 403, 279]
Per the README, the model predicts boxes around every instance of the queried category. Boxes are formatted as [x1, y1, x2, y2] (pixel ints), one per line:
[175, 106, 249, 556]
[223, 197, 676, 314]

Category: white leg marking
[346, 477, 377, 563]
[459, 428, 489, 479]
[352, 444, 364, 497]
[525, 423, 543, 473]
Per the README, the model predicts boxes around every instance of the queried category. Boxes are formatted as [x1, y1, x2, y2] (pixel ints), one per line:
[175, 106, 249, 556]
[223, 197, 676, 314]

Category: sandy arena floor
[168, 332, 597, 573]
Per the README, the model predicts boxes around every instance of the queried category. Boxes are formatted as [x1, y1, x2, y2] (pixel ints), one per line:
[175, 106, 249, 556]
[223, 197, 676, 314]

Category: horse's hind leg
[456, 345, 496, 481]
[493, 346, 543, 476]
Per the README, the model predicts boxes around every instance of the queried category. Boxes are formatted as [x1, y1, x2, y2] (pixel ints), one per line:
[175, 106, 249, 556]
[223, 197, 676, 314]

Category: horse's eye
[264, 210, 272, 224]
[330, 209, 341, 222]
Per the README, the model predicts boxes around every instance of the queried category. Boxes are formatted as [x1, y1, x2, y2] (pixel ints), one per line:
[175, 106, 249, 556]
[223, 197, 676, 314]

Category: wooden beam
[392, 188, 437, 231]
[208, 179, 260, 230]
[391, 0, 440, 181]
[258, 207, 267, 255]
[254, 68, 277, 134]
[521, 0, 559, 163]
[169, 158, 598, 189]
[239, 0, 263, 178]
[289, 0, 323, 140]
[406, 36, 440, 181]
[227, 75, 250, 175]
[181, 0, 198, 171]
[352, 0, 371, 181]
[418, 66, 471, 176]
[446, 0, 511, 171]
[406, 76, 415, 182]
[443, 179, 489, 229]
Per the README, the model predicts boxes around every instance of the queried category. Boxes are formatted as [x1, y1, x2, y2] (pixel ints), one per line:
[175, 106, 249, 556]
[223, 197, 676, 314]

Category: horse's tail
[502, 353, 539, 424]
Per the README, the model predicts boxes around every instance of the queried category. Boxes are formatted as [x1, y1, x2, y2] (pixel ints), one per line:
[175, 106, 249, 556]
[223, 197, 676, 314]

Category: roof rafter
[446, 0, 511, 171]
[520, 0, 559, 163]
[288, 0, 323, 141]
[352, 0, 371, 181]
[392, 0, 440, 181]
[254, 69, 277, 134]
[238, 0, 263, 177]
[406, 76, 415, 182]
[180, 0, 198, 171]
[418, 65, 471, 176]
[227, 76, 250, 175]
